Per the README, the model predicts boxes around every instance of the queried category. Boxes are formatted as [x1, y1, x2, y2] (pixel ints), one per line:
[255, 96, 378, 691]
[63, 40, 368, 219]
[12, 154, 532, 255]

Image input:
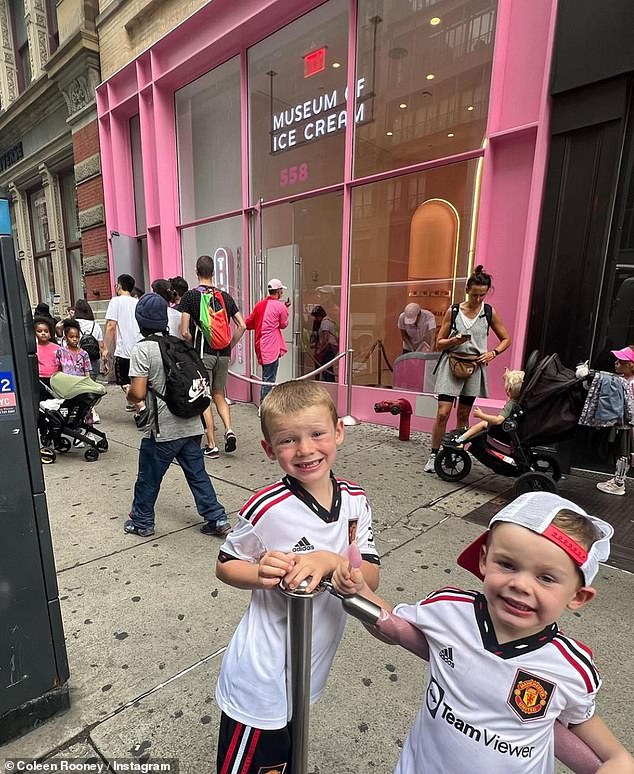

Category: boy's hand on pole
[282, 550, 340, 594]
[257, 550, 295, 589]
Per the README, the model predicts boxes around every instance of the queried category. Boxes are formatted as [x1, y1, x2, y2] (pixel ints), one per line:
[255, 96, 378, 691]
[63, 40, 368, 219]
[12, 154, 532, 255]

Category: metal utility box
[0, 197, 69, 744]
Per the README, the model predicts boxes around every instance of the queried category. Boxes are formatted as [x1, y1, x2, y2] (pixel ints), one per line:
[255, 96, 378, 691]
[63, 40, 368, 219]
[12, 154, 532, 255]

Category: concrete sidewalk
[1, 388, 632, 771]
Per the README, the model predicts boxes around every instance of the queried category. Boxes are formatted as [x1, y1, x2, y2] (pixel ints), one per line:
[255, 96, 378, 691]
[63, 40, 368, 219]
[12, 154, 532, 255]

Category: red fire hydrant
[374, 398, 413, 441]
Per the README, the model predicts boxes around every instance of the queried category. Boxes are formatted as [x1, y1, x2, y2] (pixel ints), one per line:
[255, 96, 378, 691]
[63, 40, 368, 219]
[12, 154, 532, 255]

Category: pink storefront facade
[96, 0, 558, 429]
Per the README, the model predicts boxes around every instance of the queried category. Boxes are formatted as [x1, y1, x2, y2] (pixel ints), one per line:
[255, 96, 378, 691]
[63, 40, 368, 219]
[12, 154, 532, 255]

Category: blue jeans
[130, 435, 227, 530]
[261, 359, 279, 402]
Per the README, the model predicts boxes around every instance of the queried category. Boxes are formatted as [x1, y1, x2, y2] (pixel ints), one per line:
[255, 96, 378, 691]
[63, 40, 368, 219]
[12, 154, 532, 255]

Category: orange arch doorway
[408, 198, 459, 323]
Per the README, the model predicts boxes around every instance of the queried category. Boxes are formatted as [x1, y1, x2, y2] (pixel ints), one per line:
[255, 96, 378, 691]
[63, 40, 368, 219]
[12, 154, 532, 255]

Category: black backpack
[80, 323, 100, 361]
[145, 334, 210, 418]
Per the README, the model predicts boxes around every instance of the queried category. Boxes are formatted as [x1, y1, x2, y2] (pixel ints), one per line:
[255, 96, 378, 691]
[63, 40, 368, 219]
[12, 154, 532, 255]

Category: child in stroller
[448, 368, 524, 446]
[434, 352, 588, 496]
[39, 372, 108, 464]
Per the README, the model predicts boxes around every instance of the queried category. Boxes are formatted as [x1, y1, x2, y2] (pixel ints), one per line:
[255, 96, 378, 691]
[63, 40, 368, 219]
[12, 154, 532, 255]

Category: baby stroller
[39, 372, 109, 464]
[434, 352, 588, 496]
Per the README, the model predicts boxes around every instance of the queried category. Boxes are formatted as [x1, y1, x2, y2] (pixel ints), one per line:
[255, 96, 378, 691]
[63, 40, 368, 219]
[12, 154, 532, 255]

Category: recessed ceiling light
[399, 102, 407, 109]
[426, 73, 435, 80]
[332, 62, 341, 68]
[430, 17, 441, 26]
[386, 131, 393, 136]
[447, 132, 454, 138]
[467, 105, 474, 111]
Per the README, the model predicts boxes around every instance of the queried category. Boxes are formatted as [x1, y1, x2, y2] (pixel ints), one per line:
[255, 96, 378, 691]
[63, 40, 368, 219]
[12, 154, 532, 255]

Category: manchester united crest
[507, 669, 556, 722]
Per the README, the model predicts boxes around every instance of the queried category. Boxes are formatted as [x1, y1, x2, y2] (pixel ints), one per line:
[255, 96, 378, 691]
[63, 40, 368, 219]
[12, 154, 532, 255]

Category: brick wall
[72, 118, 112, 301]
[99, 0, 206, 79]
[85, 272, 111, 300]
[73, 122, 102, 163]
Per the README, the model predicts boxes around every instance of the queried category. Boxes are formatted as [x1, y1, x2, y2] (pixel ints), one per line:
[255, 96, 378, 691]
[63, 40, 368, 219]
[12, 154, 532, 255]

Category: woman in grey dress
[424, 266, 511, 473]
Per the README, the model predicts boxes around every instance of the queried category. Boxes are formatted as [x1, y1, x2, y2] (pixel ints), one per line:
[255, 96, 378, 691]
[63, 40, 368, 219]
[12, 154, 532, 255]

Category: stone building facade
[0, 0, 108, 312]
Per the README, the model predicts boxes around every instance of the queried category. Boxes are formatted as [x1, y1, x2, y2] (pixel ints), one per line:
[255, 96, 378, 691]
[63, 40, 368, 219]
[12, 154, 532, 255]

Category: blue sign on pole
[0, 199, 10, 236]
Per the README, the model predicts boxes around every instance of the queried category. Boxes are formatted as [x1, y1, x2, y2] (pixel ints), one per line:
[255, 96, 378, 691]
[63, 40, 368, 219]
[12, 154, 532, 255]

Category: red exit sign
[304, 47, 326, 78]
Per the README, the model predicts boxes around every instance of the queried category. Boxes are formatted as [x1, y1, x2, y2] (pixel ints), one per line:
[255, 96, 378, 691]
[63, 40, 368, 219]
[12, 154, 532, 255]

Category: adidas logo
[439, 647, 455, 668]
[292, 537, 315, 553]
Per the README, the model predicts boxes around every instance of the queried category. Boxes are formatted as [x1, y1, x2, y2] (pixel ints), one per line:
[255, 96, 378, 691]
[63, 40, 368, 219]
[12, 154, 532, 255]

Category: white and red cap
[268, 278, 287, 291]
[457, 492, 613, 586]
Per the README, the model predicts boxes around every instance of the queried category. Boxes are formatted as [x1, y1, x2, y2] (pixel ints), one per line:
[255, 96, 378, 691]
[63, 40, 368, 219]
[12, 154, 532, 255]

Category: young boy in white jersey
[334, 492, 634, 773]
[215, 380, 380, 773]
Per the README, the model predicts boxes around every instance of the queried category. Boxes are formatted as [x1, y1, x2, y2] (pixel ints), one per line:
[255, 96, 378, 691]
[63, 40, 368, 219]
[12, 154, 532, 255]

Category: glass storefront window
[60, 173, 80, 244]
[29, 190, 49, 253]
[130, 115, 147, 234]
[35, 256, 55, 309]
[354, 0, 496, 177]
[249, 0, 349, 203]
[349, 159, 481, 388]
[180, 216, 246, 373]
[29, 189, 56, 306]
[60, 172, 83, 302]
[176, 56, 242, 222]
[261, 193, 343, 380]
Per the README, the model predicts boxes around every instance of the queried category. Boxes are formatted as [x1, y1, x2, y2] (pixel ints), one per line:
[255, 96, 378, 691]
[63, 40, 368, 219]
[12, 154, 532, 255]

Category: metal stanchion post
[278, 580, 318, 774]
[341, 348, 360, 426]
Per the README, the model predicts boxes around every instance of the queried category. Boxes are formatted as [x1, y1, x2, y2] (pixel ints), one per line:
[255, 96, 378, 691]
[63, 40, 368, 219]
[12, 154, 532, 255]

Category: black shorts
[437, 393, 476, 407]
[114, 356, 131, 386]
[216, 711, 291, 774]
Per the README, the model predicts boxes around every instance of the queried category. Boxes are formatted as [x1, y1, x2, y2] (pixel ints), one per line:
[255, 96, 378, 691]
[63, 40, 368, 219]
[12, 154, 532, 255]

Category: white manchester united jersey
[393, 588, 600, 774]
[215, 474, 379, 730]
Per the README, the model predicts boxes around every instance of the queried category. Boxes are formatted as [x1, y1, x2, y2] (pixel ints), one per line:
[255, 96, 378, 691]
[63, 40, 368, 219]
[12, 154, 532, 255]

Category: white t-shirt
[398, 309, 437, 352]
[215, 475, 379, 730]
[393, 588, 600, 774]
[167, 306, 183, 339]
[105, 295, 141, 358]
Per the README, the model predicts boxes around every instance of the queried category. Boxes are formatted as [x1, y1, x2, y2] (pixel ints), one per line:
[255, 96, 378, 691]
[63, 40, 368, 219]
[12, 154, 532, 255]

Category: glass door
[261, 192, 343, 380]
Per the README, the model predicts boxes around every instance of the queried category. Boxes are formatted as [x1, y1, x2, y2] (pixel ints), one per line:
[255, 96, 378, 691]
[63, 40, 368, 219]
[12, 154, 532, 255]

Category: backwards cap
[457, 492, 613, 586]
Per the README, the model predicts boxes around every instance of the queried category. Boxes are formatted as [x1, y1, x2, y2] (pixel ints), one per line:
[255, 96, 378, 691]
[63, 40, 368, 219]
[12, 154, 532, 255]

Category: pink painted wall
[96, 0, 559, 424]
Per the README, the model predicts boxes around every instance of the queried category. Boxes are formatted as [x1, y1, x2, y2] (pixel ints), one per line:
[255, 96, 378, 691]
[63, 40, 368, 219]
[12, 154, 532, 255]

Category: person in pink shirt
[245, 278, 290, 402]
[35, 316, 61, 400]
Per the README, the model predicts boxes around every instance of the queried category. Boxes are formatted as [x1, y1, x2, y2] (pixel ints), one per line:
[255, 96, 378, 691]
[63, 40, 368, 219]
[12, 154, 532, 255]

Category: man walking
[180, 255, 246, 457]
[103, 273, 141, 411]
[124, 293, 230, 538]
[245, 278, 290, 403]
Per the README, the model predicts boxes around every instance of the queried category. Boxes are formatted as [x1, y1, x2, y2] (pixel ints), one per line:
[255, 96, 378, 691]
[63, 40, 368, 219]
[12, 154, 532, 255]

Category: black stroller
[434, 352, 588, 496]
[39, 372, 109, 463]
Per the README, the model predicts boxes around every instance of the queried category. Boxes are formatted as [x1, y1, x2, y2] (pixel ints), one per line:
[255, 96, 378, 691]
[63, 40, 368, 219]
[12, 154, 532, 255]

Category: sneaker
[125, 402, 137, 412]
[444, 437, 465, 449]
[596, 479, 625, 496]
[200, 520, 232, 537]
[92, 410, 100, 424]
[224, 430, 237, 453]
[424, 453, 437, 473]
[203, 445, 220, 459]
[73, 438, 85, 448]
[124, 519, 155, 537]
